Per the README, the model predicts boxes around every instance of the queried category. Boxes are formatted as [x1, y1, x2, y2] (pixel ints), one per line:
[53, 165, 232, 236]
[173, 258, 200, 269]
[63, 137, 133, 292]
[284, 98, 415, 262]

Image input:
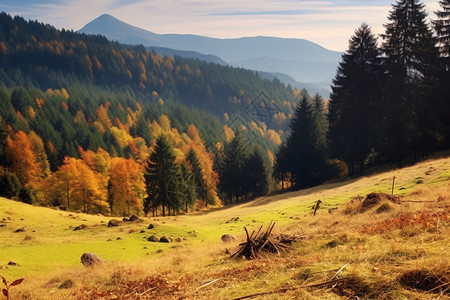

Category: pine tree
[381, 0, 439, 161]
[180, 162, 196, 212]
[329, 23, 382, 173]
[433, 0, 450, 147]
[434, 0, 450, 59]
[284, 95, 325, 188]
[312, 93, 328, 149]
[144, 135, 181, 216]
[186, 148, 206, 205]
[219, 130, 248, 203]
[273, 142, 292, 191]
[243, 147, 269, 199]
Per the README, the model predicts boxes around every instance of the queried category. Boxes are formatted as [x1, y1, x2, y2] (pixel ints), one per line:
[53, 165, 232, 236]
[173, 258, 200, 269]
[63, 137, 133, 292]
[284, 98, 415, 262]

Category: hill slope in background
[79, 14, 341, 85]
[0, 12, 301, 169]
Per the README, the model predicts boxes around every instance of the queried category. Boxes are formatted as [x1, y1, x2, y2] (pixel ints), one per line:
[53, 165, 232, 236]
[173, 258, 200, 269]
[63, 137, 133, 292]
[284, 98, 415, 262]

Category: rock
[108, 219, 122, 227]
[221, 234, 237, 243]
[140, 230, 146, 233]
[159, 236, 171, 243]
[148, 235, 160, 242]
[7, 261, 19, 266]
[73, 224, 88, 231]
[122, 217, 130, 222]
[80, 253, 104, 267]
[24, 235, 33, 240]
[129, 215, 139, 221]
[175, 237, 182, 242]
[148, 224, 155, 229]
[58, 279, 74, 289]
[116, 237, 122, 240]
[14, 226, 27, 233]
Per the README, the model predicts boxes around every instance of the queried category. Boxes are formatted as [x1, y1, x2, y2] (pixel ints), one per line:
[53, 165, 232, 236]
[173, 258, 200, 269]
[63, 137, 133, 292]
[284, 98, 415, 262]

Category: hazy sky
[1, 0, 439, 51]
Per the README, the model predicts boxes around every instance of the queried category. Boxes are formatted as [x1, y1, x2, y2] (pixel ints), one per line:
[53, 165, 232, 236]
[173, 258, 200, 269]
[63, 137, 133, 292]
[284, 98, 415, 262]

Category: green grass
[1, 156, 449, 282]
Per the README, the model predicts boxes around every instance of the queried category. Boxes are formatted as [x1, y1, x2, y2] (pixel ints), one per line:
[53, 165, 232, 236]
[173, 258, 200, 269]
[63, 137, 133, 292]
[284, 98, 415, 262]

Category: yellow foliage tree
[5, 131, 39, 186]
[109, 157, 145, 216]
[71, 159, 108, 214]
[28, 131, 51, 179]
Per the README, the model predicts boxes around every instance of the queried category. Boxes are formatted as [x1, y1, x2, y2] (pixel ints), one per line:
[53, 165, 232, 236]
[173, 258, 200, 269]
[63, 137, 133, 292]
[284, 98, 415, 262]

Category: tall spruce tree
[273, 142, 292, 190]
[433, 0, 450, 147]
[144, 135, 181, 217]
[180, 162, 197, 212]
[328, 23, 382, 174]
[243, 147, 269, 199]
[219, 130, 248, 203]
[312, 93, 328, 149]
[186, 148, 207, 206]
[381, 0, 438, 161]
[284, 95, 325, 188]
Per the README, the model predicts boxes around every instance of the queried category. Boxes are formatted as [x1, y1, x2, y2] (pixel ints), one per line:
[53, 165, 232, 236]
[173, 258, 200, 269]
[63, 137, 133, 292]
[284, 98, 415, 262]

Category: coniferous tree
[219, 130, 248, 203]
[144, 135, 180, 217]
[312, 93, 328, 149]
[433, 0, 450, 146]
[180, 162, 196, 212]
[381, 0, 438, 161]
[273, 142, 292, 190]
[328, 23, 382, 173]
[186, 148, 206, 205]
[284, 95, 325, 188]
[243, 147, 269, 199]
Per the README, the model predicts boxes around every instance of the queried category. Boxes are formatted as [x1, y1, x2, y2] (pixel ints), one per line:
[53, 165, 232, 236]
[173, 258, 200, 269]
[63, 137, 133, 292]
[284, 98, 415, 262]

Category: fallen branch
[195, 278, 223, 292]
[399, 200, 438, 203]
[329, 263, 349, 281]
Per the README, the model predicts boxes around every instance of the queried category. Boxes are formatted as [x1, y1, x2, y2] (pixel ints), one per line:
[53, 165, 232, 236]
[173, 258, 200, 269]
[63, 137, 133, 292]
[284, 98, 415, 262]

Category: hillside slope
[1, 156, 449, 299]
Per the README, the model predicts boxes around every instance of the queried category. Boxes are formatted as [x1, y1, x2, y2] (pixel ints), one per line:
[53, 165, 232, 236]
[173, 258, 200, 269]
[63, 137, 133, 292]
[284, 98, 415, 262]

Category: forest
[0, 0, 449, 216]
[274, 0, 450, 189]
[0, 11, 299, 214]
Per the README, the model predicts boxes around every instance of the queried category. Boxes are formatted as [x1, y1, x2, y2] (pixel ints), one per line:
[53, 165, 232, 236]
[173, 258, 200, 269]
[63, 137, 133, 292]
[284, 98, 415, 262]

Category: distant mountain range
[79, 14, 341, 93]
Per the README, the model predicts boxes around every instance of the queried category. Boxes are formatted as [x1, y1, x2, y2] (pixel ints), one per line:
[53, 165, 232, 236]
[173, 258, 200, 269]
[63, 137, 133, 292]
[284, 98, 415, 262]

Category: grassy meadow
[1, 156, 449, 299]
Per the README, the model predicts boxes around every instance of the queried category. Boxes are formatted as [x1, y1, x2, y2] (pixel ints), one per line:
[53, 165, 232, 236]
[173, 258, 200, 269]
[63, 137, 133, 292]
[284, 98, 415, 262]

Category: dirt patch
[399, 269, 450, 295]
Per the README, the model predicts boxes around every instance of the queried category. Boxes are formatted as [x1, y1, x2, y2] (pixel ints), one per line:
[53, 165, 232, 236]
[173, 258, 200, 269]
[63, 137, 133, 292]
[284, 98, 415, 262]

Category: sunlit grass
[1, 156, 449, 299]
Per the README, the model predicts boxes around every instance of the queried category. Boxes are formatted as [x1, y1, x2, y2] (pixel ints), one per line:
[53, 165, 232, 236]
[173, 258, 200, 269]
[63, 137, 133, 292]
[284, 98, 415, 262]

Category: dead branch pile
[230, 222, 304, 260]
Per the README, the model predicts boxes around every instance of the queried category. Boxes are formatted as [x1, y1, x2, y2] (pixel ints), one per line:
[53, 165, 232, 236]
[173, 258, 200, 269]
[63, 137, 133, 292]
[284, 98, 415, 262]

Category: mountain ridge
[79, 14, 341, 85]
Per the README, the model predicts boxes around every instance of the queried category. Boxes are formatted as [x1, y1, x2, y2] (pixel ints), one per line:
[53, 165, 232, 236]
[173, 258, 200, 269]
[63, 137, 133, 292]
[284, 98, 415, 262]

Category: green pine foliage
[329, 23, 382, 174]
[381, 0, 440, 161]
[144, 135, 181, 217]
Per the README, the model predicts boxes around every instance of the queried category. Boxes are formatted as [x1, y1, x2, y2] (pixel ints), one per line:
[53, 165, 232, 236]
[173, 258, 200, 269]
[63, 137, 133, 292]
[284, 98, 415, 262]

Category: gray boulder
[221, 234, 237, 243]
[108, 219, 122, 227]
[148, 235, 160, 242]
[159, 236, 171, 243]
[80, 252, 104, 267]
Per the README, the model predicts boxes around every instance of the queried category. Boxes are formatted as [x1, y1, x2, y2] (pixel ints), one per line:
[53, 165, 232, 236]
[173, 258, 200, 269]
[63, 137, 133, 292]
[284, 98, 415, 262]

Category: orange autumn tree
[70, 159, 108, 214]
[4, 130, 40, 186]
[46, 156, 78, 209]
[109, 157, 145, 216]
[28, 131, 51, 179]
